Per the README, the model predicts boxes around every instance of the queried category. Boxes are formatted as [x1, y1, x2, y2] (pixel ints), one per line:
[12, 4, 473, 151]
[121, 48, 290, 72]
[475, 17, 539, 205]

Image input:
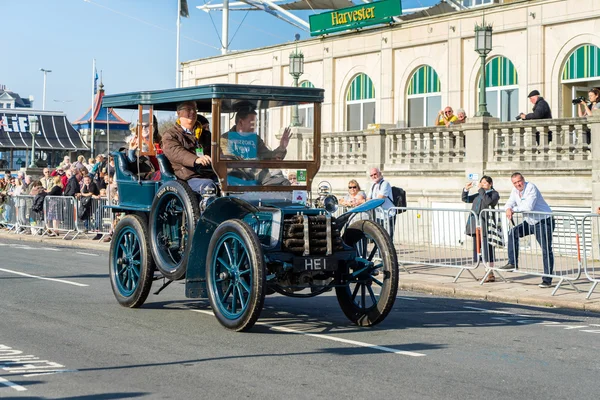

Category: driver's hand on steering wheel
[194, 155, 212, 166]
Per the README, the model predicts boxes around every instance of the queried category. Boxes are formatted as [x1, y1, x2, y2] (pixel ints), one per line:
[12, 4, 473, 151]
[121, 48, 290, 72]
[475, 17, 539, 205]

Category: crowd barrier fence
[13, 195, 46, 235]
[581, 214, 600, 299]
[386, 206, 482, 281]
[478, 209, 582, 296]
[0, 195, 17, 231]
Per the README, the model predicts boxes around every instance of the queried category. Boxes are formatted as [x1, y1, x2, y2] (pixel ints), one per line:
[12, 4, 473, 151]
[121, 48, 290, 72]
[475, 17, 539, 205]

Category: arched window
[299, 81, 314, 128]
[478, 56, 519, 122]
[346, 73, 375, 130]
[406, 65, 441, 127]
[561, 44, 600, 117]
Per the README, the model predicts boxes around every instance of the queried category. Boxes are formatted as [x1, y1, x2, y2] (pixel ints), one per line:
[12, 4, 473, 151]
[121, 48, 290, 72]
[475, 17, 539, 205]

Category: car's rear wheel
[149, 181, 200, 280]
[206, 220, 265, 331]
[336, 220, 398, 326]
[109, 215, 154, 308]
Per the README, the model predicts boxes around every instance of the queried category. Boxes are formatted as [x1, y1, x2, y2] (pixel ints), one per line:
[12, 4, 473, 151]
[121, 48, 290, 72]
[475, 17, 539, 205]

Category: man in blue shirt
[499, 172, 555, 288]
[367, 167, 395, 238]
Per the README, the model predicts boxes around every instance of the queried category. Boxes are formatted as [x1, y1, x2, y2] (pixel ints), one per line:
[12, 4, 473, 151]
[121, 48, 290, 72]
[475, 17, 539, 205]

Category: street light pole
[28, 116, 40, 168]
[474, 21, 493, 117]
[288, 36, 304, 127]
[40, 68, 52, 111]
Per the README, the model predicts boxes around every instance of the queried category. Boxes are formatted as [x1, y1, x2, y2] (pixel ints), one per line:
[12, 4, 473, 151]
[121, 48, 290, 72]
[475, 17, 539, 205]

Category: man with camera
[518, 90, 552, 121]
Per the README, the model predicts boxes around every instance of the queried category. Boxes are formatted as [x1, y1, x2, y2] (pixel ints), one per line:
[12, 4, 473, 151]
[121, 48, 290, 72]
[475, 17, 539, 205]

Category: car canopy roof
[101, 84, 324, 113]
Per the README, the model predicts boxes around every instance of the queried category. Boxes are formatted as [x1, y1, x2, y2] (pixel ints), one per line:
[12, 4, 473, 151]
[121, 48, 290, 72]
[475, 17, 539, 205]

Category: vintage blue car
[102, 84, 398, 331]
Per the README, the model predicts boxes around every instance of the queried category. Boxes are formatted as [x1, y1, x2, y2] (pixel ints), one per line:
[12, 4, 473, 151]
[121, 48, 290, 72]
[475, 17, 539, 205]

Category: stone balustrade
[294, 110, 600, 208]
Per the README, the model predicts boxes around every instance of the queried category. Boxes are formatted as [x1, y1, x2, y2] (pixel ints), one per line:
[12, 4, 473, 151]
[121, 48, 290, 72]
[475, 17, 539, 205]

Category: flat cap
[527, 90, 540, 98]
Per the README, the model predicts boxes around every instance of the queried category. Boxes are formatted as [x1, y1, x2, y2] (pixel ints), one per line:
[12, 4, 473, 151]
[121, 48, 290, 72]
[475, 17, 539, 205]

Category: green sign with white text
[309, 0, 402, 37]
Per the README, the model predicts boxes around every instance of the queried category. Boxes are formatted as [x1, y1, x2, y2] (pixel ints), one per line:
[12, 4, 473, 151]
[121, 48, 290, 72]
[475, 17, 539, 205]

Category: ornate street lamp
[28, 116, 40, 168]
[474, 21, 493, 117]
[289, 36, 304, 127]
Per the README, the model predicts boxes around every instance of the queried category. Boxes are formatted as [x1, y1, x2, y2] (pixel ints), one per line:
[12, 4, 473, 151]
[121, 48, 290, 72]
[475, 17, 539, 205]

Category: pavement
[1, 229, 599, 313]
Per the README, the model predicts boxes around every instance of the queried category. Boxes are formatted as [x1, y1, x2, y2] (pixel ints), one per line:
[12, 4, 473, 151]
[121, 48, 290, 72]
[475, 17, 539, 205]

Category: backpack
[390, 186, 407, 212]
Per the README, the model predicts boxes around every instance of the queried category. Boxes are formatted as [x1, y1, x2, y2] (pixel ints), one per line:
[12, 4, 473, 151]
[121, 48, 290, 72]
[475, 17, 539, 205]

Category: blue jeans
[507, 217, 555, 284]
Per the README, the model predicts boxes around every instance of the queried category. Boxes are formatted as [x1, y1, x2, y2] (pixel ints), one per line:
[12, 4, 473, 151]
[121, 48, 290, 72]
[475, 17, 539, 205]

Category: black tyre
[149, 180, 200, 280]
[336, 220, 399, 326]
[206, 220, 265, 331]
[109, 214, 155, 308]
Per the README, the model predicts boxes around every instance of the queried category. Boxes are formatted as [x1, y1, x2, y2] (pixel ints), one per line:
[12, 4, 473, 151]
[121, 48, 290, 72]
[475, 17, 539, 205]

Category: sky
[1, 0, 438, 122]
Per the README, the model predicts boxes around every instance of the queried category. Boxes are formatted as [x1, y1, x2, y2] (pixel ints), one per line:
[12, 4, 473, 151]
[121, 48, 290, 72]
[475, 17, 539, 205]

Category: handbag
[486, 213, 505, 247]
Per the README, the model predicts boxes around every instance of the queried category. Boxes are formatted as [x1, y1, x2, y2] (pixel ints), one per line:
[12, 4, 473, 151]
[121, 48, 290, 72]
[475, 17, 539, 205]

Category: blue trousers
[507, 217, 555, 284]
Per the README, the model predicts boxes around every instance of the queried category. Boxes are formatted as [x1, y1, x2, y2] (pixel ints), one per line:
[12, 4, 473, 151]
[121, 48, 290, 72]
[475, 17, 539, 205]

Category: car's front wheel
[206, 220, 265, 331]
[336, 220, 399, 326]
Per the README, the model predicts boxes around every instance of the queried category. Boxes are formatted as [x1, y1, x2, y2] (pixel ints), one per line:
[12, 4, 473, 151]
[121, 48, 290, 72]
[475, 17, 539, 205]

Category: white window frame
[346, 98, 375, 131]
[484, 84, 519, 122]
[407, 92, 441, 127]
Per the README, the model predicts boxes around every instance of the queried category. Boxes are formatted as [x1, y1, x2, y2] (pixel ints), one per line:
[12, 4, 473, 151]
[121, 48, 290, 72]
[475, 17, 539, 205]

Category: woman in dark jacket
[462, 175, 500, 282]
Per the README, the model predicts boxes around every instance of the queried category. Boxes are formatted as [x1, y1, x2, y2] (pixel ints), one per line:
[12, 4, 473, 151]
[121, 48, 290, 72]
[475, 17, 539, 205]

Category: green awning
[485, 56, 518, 87]
[300, 81, 315, 88]
[346, 73, 375, 101]
[407, 65, 440, 95]
[562, 44, 600, 81]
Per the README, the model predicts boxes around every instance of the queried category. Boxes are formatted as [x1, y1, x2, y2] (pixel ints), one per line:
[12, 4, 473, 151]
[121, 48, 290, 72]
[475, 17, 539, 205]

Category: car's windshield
[211, 99, 317, 188]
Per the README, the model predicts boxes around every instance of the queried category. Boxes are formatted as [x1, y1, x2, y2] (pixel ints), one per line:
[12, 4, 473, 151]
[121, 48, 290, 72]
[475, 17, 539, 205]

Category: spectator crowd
[0, 154, 116, 241]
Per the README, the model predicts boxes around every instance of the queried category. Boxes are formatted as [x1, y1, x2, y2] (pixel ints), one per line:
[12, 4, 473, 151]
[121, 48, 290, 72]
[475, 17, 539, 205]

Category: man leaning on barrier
[499, 172, 555, 288]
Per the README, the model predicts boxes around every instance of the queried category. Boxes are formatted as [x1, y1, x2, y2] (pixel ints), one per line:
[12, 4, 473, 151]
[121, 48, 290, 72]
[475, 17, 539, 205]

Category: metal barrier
[479, 209, 582, 295]
[387, 206, 482, 281]
[0, 195, 17, 230]
[76, 197, 112, 238]
[13, 195, 46, 235]
[43, 196, 78, 240]
[581, 214, 600, 299]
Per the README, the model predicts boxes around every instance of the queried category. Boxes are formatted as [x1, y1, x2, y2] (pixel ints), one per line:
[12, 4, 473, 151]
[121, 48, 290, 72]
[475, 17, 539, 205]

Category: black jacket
[63, 176, 80, 197]
[462, 188, 500, 236]
[525, 97, 552, 120]
[81, 182, 99, 196]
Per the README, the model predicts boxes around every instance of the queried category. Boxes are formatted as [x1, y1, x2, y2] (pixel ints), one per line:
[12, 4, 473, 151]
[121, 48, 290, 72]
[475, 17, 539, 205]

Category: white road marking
[189, 309, 426, 357]
[76, 252, 99, 257]
[0, 268, 89, 287]
[0, 376, 27, 392]
[463, 306, 529, 317]
[426, 311, 482, 314]
[23, 369, 78, 377]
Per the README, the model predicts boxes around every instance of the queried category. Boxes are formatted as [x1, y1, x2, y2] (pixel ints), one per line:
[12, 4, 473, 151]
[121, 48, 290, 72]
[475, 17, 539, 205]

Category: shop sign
[309, 0, 402, 37]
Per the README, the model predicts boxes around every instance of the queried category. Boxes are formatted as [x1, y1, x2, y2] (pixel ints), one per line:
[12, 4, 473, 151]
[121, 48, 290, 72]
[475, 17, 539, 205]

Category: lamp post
[289, 37, 304, 127]
[40, 68, 52, 111]
[28, 116, 40, 168]
[474, 21, 493, 117]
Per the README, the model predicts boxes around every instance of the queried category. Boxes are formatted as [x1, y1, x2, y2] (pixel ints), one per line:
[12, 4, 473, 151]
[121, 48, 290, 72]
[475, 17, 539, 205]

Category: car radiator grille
[282, 214, 344, 256]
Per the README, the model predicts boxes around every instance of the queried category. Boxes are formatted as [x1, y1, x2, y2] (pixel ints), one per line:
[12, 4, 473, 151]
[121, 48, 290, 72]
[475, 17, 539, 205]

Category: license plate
[293, 257, 335, 272]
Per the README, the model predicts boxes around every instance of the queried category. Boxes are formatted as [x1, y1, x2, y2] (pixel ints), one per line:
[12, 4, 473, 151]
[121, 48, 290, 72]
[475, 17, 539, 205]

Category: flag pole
[176, 0, 181, 88]
[90, 58, 96, 158]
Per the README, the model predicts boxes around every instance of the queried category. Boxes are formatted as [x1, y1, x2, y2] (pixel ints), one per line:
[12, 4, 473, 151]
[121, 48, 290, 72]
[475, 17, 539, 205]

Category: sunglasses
[141, 124, 150, 128]
[445, 111, 453, 114]
[348, 186, 357, 189]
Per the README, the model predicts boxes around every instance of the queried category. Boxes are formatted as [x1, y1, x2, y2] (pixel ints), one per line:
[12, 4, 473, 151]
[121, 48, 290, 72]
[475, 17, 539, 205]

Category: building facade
[182, 0, 600, 131]
[180, 0, 600, 210]
[0, 85, 33, 110]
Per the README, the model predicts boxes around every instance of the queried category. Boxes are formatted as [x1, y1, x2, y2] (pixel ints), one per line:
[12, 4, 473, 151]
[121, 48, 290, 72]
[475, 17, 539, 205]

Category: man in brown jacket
[161, 101, 216, 193]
